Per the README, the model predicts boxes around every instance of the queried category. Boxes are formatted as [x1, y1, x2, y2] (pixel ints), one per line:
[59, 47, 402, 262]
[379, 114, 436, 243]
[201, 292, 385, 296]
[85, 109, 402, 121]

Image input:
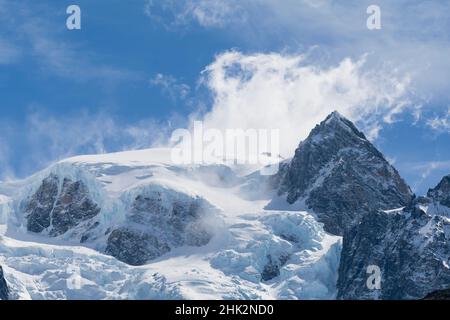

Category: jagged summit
[428, 174, 450, 207]
[328, 110, 343, 118]
[307, 111, 368, 146]
[274, 111, 412, 235]
[324, 110, 356, 126]
[323, 110, 345, 125]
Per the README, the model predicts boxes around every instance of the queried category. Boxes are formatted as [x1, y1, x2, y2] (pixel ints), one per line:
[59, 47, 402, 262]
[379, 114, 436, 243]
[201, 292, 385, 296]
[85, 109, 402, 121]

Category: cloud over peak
[196, 50, 414, 158]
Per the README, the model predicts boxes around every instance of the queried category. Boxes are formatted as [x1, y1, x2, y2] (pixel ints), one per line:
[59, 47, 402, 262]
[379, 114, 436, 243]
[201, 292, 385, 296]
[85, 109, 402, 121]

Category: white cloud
[426, 107, 450, 133]
[150, 73, 191, 101]
[188, 0, 242, 27]
[145, 0, 450, 117]
[144, 0, 245, 28]
[195, 51, 413, 158]
[1, 51, 414, 178]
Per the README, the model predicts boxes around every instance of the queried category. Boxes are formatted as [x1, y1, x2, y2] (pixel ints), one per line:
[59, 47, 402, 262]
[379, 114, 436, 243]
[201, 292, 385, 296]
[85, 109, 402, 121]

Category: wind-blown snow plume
[197, 51, 413, 158]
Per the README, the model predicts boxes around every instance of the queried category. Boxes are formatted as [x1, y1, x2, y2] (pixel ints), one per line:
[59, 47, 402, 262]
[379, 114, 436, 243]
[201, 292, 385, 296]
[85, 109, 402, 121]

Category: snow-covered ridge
[0, 145, 341, 299]
[1, 112, 448, 300]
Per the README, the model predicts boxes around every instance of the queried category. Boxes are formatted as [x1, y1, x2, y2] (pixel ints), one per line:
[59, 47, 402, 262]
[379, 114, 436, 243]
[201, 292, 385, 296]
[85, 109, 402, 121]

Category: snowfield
[0, 148, 341, 300]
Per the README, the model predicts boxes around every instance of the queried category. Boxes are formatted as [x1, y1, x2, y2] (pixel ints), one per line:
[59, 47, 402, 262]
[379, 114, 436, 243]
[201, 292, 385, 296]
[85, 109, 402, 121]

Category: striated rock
[26, 174, 101, 236]
[106, 189, 214, 265]
[275, 111, 412, 235]
[337, 189, 450, 300]
[0, 266, 8, 300]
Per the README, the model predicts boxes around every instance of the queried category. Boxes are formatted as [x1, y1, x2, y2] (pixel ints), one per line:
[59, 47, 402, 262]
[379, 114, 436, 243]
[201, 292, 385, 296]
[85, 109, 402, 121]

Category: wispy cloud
[150, 73, 191, 102]
[0, 110, 173, 180]
[195, 50, 413, 158]
[427, 107, 450, 133]
[408, 160, 450, 193]
[144, 0, 245, 29]
[415, 161, 450, 179]
[145, 0, 450, 119]
[0, 1, 137, 84]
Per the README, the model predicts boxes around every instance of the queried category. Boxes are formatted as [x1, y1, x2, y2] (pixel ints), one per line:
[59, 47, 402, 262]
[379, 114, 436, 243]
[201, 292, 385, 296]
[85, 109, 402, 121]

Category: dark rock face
[50, 178, 101, 236]
[0, 266, 9, 300]
[26, 174, 100, 236]
[26, 175, 58, 233]
[105, 228, 170, 266]
[261, 254, 290, 282]
[106, 191, 213, 265]
[428, 174, 450, 207]
[423, 288, 450, 300]
[275, 111, 412, 235]
[337, 203, 450, 300]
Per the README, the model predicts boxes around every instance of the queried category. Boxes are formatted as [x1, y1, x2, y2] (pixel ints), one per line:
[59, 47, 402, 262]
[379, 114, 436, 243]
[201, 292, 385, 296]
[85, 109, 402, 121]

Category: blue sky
[0, 0, 449, 195]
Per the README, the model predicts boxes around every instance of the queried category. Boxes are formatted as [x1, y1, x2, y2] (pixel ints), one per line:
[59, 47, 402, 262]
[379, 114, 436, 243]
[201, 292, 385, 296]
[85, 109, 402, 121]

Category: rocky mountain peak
[274, 111, 412, 235]
[308, 110, 368, 144]
[427, 174, 450, 207]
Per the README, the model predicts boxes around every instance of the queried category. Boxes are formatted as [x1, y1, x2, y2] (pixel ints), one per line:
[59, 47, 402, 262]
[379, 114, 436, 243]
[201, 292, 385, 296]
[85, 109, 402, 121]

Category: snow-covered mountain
[0, 147, 340, 299]
[0, 112, 449, 300]
[271, 111, 412, 235]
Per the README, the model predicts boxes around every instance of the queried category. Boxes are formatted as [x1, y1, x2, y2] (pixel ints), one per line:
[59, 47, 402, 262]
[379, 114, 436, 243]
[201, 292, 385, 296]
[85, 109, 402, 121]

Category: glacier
[0, 147, 341, 300]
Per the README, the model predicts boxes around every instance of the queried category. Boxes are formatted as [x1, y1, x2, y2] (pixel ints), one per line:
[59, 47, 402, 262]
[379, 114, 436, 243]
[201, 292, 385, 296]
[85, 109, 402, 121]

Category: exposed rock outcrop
[105, 228, 171, 266]
[26, 174, 101, 236]
[105, 189, 214, 265]
[428, 174, 450, 207]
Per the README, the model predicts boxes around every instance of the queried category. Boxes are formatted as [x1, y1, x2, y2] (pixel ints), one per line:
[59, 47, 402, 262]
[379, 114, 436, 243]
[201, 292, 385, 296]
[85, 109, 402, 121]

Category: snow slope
[0, 148, 341, 300]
